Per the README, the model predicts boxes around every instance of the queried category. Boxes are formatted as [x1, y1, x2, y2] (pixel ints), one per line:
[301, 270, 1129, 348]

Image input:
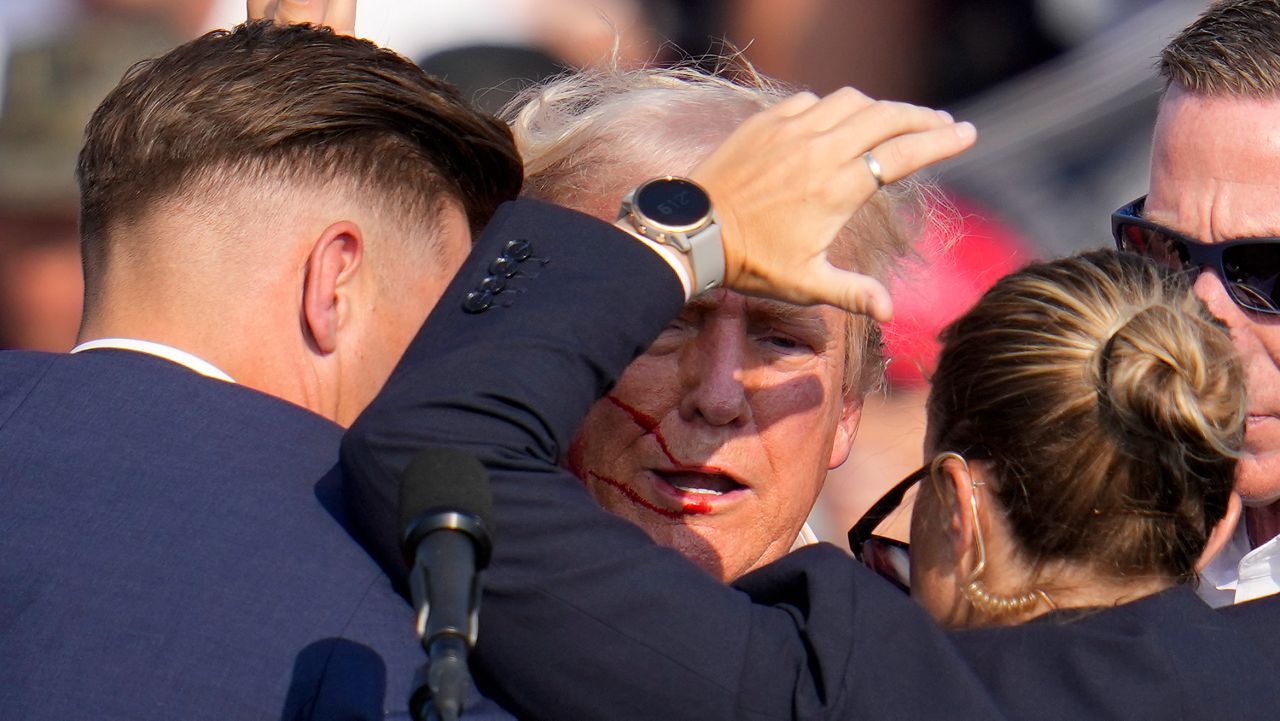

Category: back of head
[1161, 0, 1280, 96]
[503, 61, 927, 395]
[928, 251, 1245, 583]
[77, 20, 522, 304]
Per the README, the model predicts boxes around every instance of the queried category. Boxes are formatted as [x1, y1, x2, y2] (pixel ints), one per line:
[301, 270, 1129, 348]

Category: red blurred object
[884, 195, 1032, 388]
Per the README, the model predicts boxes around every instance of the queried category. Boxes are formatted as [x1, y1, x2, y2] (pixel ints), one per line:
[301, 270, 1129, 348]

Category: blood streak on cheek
[589, 472, 684, 520]
[591, 471, 714, 517]
[604, 395, 727, 476]
[605, 394, 659, 431]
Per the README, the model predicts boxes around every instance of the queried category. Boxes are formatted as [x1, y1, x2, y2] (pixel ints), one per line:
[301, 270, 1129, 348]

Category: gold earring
[931, 451, 1056, 617]
[961, 578, 1055, 617]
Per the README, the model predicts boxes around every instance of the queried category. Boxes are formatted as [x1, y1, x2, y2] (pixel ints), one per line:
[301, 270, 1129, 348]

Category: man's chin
[649, 525, 732, 580]
[1236, 449, 1280, 506]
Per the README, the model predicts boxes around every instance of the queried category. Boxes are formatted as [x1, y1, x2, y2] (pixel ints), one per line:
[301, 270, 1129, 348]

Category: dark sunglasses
[1111, 196, 1280, 315]
[847, 466, 924, 594]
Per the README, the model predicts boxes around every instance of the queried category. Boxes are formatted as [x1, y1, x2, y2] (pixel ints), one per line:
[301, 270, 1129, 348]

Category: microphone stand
[409, 635, 470, 721]
[398, 449, 494, 721]
[405, 512, 488, 721]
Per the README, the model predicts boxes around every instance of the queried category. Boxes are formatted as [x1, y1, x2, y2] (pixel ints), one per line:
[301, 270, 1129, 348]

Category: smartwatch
[617, 176, 724, 294]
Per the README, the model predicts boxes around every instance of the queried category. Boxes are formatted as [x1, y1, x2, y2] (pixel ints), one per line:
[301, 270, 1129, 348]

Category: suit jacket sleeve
[342, 199, 1006, 721]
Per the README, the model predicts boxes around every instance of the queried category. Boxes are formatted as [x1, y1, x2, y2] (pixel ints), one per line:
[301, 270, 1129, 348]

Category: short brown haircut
[928, 251, 1245, 585]
[77, 20, 521, 288]
[1161, 0, 1280, 95]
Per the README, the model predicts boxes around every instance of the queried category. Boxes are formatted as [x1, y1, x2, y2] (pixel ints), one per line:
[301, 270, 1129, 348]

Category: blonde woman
[909, 250, 1244, 626]
[883, 251, 1273, 718]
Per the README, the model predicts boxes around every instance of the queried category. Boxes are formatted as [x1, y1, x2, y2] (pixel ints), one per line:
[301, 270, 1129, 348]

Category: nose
[677, 324, 751, 427]
[1193, 268, 1251, 331]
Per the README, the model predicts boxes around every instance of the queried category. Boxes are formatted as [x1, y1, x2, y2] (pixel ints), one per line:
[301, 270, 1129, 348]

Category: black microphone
[398, 447, 494, 721]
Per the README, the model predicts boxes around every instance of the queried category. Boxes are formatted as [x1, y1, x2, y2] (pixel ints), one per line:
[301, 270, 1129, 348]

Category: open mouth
[654, 470, 746, 497]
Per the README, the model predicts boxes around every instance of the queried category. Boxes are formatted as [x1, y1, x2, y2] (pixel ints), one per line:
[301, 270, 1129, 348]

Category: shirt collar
[791, 522, 819, 551]
[70, 338, 236, 383]
[1199, 516, 1280, 606]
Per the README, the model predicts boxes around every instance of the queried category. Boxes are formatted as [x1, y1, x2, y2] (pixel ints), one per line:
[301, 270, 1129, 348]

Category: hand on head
[247, 0, 356, 35]
[692, 87, 976, 321]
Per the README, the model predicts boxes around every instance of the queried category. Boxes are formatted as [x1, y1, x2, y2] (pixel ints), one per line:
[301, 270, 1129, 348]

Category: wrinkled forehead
[685, 287, 833, 322]
[1149, 87, 1280, 239]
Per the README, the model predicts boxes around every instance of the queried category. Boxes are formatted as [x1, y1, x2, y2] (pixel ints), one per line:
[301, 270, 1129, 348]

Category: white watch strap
[687, 218, 724, 294]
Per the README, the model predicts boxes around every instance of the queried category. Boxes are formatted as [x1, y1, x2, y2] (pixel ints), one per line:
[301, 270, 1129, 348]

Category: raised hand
[690, 87, 976, 321]
[247, 0, 357, 35]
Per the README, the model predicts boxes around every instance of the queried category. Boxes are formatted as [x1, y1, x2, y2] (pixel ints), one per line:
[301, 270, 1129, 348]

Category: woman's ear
[934, 454, 979, 569]
[1197, 491, 1242, 573]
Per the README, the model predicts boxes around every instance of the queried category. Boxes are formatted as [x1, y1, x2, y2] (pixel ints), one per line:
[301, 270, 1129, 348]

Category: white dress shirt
[70, 338, 235, 384]
[1198, 518, 1280, 608]
[791, 523, 819, 551]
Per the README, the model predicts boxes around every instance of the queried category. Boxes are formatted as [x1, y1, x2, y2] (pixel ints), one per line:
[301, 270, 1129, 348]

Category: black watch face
[635, 177, 710, 230]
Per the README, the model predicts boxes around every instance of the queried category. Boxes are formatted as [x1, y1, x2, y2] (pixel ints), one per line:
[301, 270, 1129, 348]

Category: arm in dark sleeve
[342, 198, 1006, 721]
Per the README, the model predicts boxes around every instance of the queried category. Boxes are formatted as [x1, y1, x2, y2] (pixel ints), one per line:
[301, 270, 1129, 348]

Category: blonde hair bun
[928, 251, 1244, 582]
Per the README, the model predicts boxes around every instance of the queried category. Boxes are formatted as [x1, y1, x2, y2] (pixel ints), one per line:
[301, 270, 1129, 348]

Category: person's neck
[1246, 501, 1280, 549]
[978, 563, 1174, 627]
[79, 309, 334, 423]
[1040, 574, 1173, 615]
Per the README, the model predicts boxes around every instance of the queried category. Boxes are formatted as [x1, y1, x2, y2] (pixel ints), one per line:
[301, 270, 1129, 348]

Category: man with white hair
[256, 0, 924, 587]
[505, 66, 923, 580]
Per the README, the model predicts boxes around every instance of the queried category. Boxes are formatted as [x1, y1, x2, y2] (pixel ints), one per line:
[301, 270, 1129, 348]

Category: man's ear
[302, 221, 363, 355]
[826, 392, 864, 469]
[1197, 491, 1242, 573]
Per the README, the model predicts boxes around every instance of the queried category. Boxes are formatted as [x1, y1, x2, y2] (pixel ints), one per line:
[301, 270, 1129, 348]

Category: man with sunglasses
[1113, 0, 1280, 606]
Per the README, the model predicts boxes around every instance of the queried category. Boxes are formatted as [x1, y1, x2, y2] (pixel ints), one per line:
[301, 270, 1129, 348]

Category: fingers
[793, 86, 874, 131]
[768, 91, 821, 118]
[860, 122, 976, 185]
[246, 0, 276, 21]
[803, 265, 894, 321]
[325, 0, 357, 36]
[689, 85, 974, 319]
[820, 100, 964, 166]
[776, 92, 975, 192]
[275, 0, 327, 25]
[247, 0, 357, 34]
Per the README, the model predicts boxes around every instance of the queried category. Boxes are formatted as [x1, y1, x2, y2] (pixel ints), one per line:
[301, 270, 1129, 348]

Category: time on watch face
[635, 177, 710, 230]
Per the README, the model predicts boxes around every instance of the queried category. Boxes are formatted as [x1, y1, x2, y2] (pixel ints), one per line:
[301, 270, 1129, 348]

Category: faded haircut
[78, 20, 522, 298]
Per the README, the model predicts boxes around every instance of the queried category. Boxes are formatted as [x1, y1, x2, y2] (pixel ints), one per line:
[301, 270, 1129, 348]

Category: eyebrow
[745, 298, 830, 328]
[682, 295, 834, 338]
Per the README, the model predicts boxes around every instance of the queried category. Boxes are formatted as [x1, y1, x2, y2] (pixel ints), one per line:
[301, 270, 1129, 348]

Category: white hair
[503, 61, 931, 395]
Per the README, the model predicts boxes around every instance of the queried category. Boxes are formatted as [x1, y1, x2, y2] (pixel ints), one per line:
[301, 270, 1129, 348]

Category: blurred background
[0, 0, 1210, 544]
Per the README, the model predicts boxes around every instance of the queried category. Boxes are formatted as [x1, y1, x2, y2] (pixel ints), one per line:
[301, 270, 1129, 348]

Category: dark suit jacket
[0, 348, 507, 720]
[346, 197, 1280, 720]
[947, 584, 1280, 721]
[344, 199, 1008, 721]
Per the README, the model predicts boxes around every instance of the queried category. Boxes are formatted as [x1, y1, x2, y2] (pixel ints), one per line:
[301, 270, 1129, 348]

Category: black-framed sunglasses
[847, 466, 923, 594]
[1111, 196, 1280, 315]
[848, 446, 993, 594]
